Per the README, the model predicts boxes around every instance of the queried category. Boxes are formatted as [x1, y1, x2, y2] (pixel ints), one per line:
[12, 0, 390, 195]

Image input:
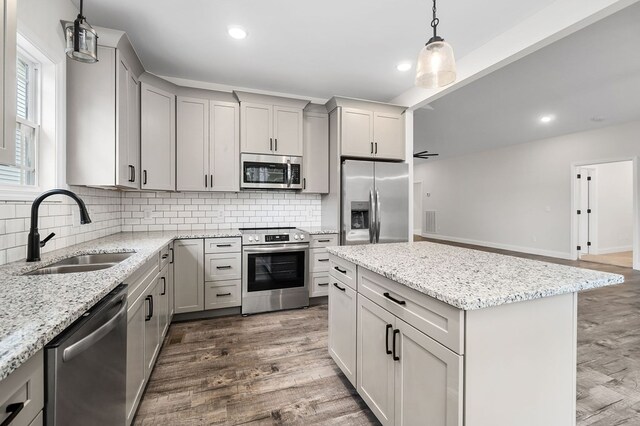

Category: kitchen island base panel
[465, 292, 577, 426]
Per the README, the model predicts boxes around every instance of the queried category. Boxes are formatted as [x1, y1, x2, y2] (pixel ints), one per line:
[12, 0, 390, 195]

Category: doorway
[413, 181, 423, 237]
[575, 160, 635, 268]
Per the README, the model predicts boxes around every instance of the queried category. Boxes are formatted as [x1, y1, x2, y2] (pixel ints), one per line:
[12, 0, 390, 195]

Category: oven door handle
[286, 159, 292, 188]
[243, 244, 309, 253]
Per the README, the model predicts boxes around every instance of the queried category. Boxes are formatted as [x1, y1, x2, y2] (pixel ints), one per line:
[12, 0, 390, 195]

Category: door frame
[570, 156, 639, 270]
[413, 181, 423, 236]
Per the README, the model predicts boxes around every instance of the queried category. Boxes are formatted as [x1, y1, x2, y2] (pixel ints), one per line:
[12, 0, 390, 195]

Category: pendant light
[62, 0, 98, 63]
[415, 0, 456, 88]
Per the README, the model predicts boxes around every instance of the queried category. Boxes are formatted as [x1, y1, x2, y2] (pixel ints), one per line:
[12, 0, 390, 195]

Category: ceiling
[75, 0, 555, 101]
[413, 2, 640, 160]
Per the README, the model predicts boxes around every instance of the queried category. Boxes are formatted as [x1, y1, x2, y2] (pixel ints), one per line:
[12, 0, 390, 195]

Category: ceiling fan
[413, 150, 439, 159]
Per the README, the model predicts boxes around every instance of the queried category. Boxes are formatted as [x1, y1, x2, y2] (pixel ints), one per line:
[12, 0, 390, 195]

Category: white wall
[591, 161, 634, 253]
[413, 120, 640, 260]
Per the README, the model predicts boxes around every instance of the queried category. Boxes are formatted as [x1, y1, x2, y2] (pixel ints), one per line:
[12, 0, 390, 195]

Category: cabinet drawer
[310, 249, 331, 273]
[126, 257, 160, 305]
[205, 253, 241, 281]
[205, 281, 241, 309]
[309, 234, 338, 249]
[204, 237, 241, 254]
[0, 351, 43, 426]
[310, 273, 331, 297]
[159, 244, 171, 270]
[358, 268, 464, 355]
[329, 254, 356, 291]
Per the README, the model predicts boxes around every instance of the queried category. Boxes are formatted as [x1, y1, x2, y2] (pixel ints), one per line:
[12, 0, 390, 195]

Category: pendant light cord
[431, 0, 439, 39]
[78, 0, 85, 21]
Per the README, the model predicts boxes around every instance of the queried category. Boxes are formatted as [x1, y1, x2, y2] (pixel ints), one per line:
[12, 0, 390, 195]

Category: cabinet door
[210, 101, 240, 191]
[374, 112, 404, 161]
[115, 53, 136, 189]
[0, 0, 16, 167]
[341, 108, 374, 158]
[394, 319, 463, 426]
[157, 266, 170, 338]
[174, 239, 204, 313]
[169, 244, 175, 318]
[126, 291, 146, 425]
[141, 82, 176, 191]
[357, 295, 396, 425]
[143, 281, 160, 379]
[328, 280, 357, 386]
[177, 97, 209, 191]
[127, 72, 140, 187]
[241, 102, 272, 154]
[273, 106, 303, 156]
[303, 112, 328, 193]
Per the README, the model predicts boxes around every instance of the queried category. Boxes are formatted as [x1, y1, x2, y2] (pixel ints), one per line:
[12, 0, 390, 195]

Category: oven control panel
[265, 234, 289, 243]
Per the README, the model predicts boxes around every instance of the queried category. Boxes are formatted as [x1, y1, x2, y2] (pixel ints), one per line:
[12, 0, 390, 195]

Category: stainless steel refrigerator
[341, 160, 409, 245]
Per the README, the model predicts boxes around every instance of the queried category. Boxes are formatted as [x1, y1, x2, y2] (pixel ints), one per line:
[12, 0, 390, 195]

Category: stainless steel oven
[241, 228, 309, 314]
[241, 154, 303, 190]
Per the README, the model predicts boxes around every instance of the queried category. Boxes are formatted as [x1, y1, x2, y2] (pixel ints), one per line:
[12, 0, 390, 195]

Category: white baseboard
[413, 229, 422, 235]
[593, 245, 633, 255]
[420, 233, 574, 260]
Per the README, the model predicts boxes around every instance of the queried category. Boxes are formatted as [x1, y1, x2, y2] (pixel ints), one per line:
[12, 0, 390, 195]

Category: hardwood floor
[136, 238, 640, 425]
[582, 251, 634, 268]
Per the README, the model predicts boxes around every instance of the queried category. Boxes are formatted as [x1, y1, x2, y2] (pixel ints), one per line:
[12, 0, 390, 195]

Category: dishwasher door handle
[62, 298, 127, 363]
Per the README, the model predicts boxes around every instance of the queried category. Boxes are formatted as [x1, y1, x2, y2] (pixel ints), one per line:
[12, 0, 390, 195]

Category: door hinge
[577, 173, 581, 179]
[587, 241, 592, 247]
[587, 209, 592, 214]
[577, 245, 581, 251]
[587, 176, 592, 181]
[577, 209, 581, 215]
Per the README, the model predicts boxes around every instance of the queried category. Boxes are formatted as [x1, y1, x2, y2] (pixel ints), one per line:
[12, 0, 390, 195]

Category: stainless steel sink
[24, 252, 135, 276]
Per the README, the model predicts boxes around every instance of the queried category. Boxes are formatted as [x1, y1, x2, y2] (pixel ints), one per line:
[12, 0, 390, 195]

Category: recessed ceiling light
[540, 115, 555, 124]
[397, 62, 412, 72]
[228, 26, 247, 40]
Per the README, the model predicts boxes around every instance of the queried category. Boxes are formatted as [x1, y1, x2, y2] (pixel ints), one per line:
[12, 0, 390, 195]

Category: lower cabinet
[0, 351, 43, 426]
[143, 279, 161, 376]
[173, 239, 205, 313]
[328, 279, 357, 387]
[126, 289, 147, 424]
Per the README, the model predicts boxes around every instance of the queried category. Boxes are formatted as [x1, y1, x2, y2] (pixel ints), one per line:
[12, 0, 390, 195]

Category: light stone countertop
[0, 230, 241, 381]
[327, 241, 625, 311]
[298, 227, 339, 235]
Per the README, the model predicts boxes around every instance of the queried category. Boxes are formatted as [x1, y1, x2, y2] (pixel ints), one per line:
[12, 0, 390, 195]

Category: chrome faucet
[27, 189, 92, 262]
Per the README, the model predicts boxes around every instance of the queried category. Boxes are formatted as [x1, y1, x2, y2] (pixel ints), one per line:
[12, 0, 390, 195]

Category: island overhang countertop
[327, 241, 625, 310]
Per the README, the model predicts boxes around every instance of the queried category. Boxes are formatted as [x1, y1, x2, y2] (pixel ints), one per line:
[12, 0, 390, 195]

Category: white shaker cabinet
[126, 288, 147, 424]
[173, 239, 205, 314]
[373, 112, 405, 161]
[328, 279, 357, 387]
[141, 81, 176, 191]
[67, 43, 142, 188]
[341, 108, 375, 158]
[0, 0, 16, 166]
[143, 279, 161, 377]
[177, 96, 239, 191]
[236, 91, 308, 157]
[302, 107, 329, 193]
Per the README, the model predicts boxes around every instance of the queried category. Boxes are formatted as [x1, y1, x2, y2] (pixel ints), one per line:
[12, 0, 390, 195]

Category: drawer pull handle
[161, 254, 169, 259]
[216, 265, 232, 270]
[318, 259, 329, 262]
[145, 295, 153, 321]
[385, 324, 393, 355]
[160, 277, 167, 295]
[216, 244, 232, 248]
[216, 293, 232, 297]
[2, 402, 25, 426]
[392, 329, 400, 361]
[318, 283, 329, 287]
[334, 266, 347, 274]
[333, 283, 346, 292]
[318, 239, 331, 243]
[383, 292, 406, 306]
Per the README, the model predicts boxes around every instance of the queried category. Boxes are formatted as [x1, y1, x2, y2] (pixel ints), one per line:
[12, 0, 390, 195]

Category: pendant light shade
[63, 0, 98, 63]
[415, 0, 456, 88]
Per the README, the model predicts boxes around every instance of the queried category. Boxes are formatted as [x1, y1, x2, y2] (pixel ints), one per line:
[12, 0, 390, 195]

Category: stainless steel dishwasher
[45, 284, 127, 425]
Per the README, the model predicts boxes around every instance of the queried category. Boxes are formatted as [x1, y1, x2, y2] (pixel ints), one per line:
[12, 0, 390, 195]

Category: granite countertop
[298, 227, 339, 235]
[0, 230, 241, 381]
[327, 242, 625, 311]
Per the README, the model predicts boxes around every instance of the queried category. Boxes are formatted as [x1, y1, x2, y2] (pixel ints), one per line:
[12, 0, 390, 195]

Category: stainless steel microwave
[240, 154, 303, 190]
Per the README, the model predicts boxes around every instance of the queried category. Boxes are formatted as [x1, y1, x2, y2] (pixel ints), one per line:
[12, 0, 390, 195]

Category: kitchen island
[326, 241, 624, 426]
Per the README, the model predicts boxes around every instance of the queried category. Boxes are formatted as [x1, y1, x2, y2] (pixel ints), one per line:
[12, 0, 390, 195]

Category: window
[0, 51, 40, 186]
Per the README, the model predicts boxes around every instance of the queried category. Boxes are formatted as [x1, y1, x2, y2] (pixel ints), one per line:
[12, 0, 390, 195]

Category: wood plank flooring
[136, 238, 640, 425]
[582, 251, 634, 268]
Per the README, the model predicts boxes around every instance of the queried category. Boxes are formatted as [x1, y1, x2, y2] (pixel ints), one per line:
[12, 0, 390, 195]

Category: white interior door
[578, 168, 594, 257]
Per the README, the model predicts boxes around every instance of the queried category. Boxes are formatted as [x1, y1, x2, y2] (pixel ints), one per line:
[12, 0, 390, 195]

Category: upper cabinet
[236, 91, 309, 157]
[140, 78, 176, 191]
[0, 0, 16, 167]
[326, 97, 407, 161]
[67, 32, 144, 188]
[176, 91, 239, 192]
[303, 104, 329, 194]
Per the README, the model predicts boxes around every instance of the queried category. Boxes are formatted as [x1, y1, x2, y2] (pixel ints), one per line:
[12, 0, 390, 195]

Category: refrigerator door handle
[369, 188, 375, 243]
[375, 189, 381, 243]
